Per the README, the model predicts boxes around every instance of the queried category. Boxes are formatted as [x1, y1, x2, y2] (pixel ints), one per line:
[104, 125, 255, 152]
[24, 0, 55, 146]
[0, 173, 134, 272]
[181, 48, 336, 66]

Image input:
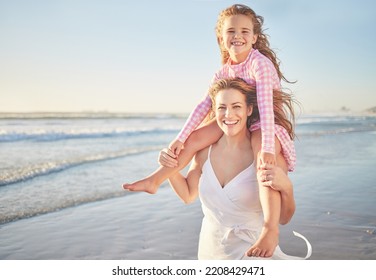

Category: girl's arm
[170, 95, 212, 156]
[176, 95, 212, 144]
[175, 72, 221, 144]
[167, 150, 205, 204]
[253, 54, 278, 159]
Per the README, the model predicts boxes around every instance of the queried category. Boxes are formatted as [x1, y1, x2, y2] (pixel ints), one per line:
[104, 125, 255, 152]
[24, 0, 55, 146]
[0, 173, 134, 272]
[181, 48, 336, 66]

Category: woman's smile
[223, 119, 240, 125]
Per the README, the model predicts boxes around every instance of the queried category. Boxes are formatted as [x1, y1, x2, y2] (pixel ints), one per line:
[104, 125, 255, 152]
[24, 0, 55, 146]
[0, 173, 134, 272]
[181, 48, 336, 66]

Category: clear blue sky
[1, 0, 375, 114]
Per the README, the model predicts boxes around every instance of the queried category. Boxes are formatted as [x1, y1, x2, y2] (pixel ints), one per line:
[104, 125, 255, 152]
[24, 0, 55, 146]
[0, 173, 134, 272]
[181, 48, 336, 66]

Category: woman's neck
[219, 129, 251, 150]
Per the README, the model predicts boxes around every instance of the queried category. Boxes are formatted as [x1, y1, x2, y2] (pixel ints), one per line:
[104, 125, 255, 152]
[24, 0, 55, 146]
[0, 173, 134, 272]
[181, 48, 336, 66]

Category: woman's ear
[247, 105, 253, 116]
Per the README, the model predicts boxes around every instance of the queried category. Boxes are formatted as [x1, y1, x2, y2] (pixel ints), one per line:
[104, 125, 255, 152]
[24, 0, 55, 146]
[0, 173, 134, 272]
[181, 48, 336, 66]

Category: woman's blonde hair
[208, 78, 296, 140]
[215, 4, 291, 83]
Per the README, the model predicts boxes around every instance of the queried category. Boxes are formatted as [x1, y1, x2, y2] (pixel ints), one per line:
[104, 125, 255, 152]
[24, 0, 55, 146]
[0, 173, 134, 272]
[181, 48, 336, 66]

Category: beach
[0, 113, 376, 260]
[0, 185, 202, 260]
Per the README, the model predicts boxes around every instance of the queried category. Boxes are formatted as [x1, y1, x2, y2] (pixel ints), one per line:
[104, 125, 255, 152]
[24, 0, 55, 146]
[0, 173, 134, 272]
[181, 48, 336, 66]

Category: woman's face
[214, 88, 252, 137]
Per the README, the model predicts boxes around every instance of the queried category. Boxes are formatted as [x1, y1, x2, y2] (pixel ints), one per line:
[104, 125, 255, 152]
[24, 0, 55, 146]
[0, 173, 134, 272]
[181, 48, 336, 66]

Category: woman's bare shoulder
[195, 146, 210, 168]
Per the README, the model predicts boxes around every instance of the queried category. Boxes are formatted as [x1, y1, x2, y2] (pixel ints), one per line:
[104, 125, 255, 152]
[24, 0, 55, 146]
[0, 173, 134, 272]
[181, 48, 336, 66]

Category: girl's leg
[247, 129, 281, 257]
[250, 178, 281, 257]
[274, 124, 296, 172]
[123, 119, 222, 194]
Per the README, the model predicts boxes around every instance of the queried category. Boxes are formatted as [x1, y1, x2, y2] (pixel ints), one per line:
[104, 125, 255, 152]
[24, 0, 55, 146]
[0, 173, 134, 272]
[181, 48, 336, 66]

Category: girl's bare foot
[122, 177, 159, 194]
[246, 226, 279, 258]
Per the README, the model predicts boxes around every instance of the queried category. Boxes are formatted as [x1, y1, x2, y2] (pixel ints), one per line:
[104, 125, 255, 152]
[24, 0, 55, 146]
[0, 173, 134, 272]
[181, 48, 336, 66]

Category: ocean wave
[296, 115, 376, 125]
[0, 191, 130, 225]
[0, 127, 178, 142]
[0, 146, 163, 187]
[296, 126, 376, 137]
[295, 115, 376, 136]
[0, 112, 188, 120]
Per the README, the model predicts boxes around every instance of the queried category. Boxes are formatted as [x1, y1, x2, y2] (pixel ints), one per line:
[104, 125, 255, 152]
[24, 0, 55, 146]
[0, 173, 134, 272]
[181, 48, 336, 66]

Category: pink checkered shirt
[176, 49, 296, 171]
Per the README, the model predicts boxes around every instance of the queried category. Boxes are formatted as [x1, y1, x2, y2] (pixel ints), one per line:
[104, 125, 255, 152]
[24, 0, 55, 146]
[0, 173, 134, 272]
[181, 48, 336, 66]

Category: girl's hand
[259, 151, 276, 166]
[257, 163, 291, 192]
[158, 148, 178, 168]
[168, 139, 184, 156]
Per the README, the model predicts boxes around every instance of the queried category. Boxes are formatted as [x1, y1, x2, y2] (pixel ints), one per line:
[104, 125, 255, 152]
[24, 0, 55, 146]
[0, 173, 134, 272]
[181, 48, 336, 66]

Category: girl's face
[220, 14, 258, 63]
[214, 88, 252, 137]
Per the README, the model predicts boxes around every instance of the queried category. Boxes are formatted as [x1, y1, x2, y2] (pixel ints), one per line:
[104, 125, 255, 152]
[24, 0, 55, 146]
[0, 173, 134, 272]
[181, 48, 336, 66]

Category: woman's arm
[257, 155, 295, 224]
[251, 130, 296, 224]
[262, 154, 296, 225]
[167, 149, 206, 204]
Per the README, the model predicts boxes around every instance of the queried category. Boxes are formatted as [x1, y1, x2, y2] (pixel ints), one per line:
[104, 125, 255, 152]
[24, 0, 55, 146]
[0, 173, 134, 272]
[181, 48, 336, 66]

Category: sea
[0, 112, 376, 259]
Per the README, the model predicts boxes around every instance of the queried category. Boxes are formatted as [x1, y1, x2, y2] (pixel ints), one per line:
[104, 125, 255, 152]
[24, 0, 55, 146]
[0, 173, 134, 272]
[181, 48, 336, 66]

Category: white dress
[197, 146, 312, 260]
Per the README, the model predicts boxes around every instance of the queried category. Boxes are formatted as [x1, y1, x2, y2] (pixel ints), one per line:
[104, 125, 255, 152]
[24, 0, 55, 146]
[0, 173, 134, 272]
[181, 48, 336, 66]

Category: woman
[159, 78, 311, 259]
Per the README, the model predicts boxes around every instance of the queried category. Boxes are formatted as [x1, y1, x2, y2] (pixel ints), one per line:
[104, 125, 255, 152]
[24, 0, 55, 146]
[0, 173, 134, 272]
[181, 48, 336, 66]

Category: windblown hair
[215, 4, 291, 83]
[208, 78, 296, 140]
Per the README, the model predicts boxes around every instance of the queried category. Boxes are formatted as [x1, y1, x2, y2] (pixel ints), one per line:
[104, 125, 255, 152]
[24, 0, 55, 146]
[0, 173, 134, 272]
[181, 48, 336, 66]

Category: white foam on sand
[0, 186, 203, 260]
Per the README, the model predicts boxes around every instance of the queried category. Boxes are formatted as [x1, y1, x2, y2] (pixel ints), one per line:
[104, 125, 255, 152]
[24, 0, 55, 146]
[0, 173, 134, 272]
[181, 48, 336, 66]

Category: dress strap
[207, 145, 213, 158]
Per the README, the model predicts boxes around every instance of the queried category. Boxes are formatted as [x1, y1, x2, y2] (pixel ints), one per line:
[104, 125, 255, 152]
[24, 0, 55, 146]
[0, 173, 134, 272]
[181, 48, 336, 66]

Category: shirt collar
[227, 48, 254, 70]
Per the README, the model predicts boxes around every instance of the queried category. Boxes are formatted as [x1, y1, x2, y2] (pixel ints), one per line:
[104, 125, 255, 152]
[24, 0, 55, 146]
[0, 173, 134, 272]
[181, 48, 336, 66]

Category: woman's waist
[202, 210, 263, 231]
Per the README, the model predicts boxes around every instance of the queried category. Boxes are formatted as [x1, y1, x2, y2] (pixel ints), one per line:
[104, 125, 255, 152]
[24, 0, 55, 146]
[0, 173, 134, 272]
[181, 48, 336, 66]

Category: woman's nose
[225, 108, 233, 117]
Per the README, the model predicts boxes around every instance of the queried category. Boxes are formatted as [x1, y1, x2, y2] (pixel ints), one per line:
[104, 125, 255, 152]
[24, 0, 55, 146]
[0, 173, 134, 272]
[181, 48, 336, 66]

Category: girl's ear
[217, 36, 224, 46]
[252, 34, 258, 45]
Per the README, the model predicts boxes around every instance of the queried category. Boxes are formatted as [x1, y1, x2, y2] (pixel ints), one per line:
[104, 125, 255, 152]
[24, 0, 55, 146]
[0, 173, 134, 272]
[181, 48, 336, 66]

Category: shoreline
[0, 186, 203, 260]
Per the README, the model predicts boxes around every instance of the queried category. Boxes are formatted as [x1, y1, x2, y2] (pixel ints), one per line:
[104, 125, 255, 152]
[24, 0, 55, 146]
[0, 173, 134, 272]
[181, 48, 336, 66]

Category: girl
[123, 4, 296, 257]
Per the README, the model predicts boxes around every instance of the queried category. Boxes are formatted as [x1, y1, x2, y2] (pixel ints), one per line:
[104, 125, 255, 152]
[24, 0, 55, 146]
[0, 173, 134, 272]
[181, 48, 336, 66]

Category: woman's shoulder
[250, 129, 262, 154]
[195, 145, 210, 167]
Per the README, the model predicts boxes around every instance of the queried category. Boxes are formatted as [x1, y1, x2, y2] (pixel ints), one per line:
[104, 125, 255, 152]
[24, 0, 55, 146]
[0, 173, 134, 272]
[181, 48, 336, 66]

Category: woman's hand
[158, 148, 179, 168]
[257, 163, 291, 192]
